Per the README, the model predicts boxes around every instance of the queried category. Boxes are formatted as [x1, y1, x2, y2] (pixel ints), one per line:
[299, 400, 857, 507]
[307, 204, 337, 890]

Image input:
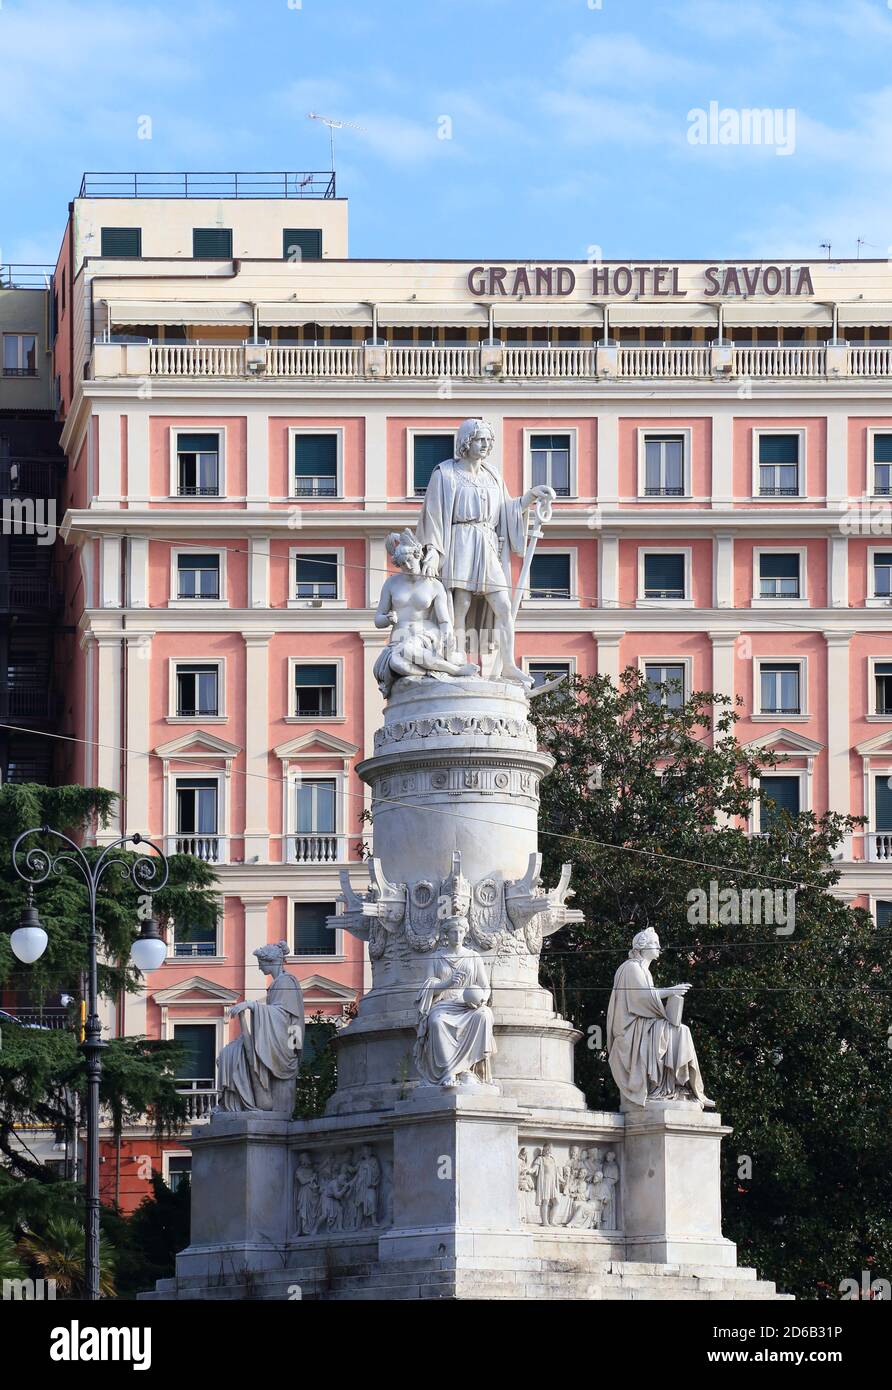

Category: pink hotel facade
[49, 173, 892, 1201]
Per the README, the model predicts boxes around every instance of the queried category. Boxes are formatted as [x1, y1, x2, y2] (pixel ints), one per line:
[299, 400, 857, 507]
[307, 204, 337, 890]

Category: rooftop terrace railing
[78, 171, 337, 199]
[0, 264, 53, 289]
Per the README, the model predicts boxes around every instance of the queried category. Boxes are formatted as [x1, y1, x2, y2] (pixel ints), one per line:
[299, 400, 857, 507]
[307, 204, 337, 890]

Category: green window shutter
[874, 435, 892, 463]
[760, 776, 801, 829]
[644, 553, 685, 591]
[876, 900, 892, 930]
[173, 1024, 216, 1081]
[875, 776, 892, 830]
[294, 434, 338, 477]
[294, 902, 337, 955]
[176, 432, 219, 454]
[295, 663, 337, 687]
[759, 553, 799, 578]
[530, 553, 570, 592]
[283, 228, 323, 261]
[193, 227, 233, 259]
[530, 433, 570, 451]
[413, 435, 454, 493]
[759, 434, 799, 463]
[100, 227, 142, 257]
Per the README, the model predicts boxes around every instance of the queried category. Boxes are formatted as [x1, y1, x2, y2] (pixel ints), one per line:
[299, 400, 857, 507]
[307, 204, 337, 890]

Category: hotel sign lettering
[466, 263, 816, 299]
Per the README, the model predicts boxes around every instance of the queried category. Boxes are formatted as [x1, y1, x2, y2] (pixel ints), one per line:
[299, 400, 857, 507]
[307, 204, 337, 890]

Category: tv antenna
[820, 241, 832, 260]
[307, 112, 365, 172]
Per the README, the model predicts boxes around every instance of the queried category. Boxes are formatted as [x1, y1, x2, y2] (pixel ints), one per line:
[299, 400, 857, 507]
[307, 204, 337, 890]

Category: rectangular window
[100, 226, 142, 257]
[758, 434, 800, 496]
[875, 662, 892, 715]
[165, 1155, 192, 1192]
[643, 435, 685, 496]
[173, 919, 218, 958]
[175, 663, 219, 717]
[874, 434, 892, 496]
[176, 779, 218, 834]
[759, 775, 801, 830]
[2, 334, 37, 377]
[645, 662, 685, 708]
[172, 1024, 216, 1086]
[294, 434, 338, 498]
[283, 228, 323, 261]
[643, 552, 685, 599]
[530, 433, 571, 497]
[875, 900, 892, 930]
[529, 552, 571, 599]
[294, 662, 338, 717]
[176, 432, 220, 497]
[875, 775, 892, 831]
[873, 552, 892, 598]
[413, 434, 454, 496]
[296, 779, 336, 833]
[527, 660, 571, 689]
[760, 662, 801, 715]
[192, 227, 233, 259]
[294, 901, 337, 956]
[759, 552, 801, 599]
[294, 553, 338, 600]
[176, 553, 220, 600]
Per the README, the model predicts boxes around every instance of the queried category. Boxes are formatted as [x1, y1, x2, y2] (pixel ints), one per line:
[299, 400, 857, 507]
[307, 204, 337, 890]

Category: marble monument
[145, 419, 789, 1302]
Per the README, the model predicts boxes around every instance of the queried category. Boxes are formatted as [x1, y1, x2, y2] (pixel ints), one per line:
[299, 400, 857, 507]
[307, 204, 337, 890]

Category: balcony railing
[289, 833, 346, 864]
[0, 686, 58, 721]
[168, 834, 226, 863]
[0, 572, 61, 612]
[0, 264, 53, 289]
[94, 339, 892, 383]
[865, 832, 892, 862]
[0, 458, 63, 499]
[79, 170, 336, 199]
[176, 1081, 219, 1122]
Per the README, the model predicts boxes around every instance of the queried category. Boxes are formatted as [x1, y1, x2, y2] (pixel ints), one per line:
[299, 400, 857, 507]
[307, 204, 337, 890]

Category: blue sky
[3, 0, 892, 265]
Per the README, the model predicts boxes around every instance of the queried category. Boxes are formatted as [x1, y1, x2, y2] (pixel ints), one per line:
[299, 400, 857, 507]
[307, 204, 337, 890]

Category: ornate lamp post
[10, 827, 169, 1302]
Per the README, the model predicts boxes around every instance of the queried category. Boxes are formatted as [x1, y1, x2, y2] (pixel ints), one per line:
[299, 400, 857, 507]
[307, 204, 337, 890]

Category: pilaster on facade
[592, 629, 625, 681]
[93, 633, 124, 840]
[824, 630, 855, 827]
[124, 630, 154, 837]
[712, 533, 735, 608]
[241, 895, 274, 1002]
[243, 631, 275, 862]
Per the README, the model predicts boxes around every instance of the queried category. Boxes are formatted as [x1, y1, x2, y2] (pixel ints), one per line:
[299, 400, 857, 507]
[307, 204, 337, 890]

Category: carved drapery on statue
[414, 918, 496, 1088]
[217, 941, 304, 1115]
[606, 928, 712, 1110]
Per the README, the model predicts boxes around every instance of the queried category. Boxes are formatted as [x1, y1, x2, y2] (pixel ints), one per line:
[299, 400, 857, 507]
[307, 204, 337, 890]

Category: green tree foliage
[0, 783, 218, 1285]
[17, 1215, 116, 1298]
[292, 1012, 342, 1119]
[531, 669, 892, 1300]
[102, 1171, 191, 1298]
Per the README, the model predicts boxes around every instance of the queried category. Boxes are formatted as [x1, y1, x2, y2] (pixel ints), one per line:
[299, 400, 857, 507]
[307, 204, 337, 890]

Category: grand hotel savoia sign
[467, 263, 816, 298]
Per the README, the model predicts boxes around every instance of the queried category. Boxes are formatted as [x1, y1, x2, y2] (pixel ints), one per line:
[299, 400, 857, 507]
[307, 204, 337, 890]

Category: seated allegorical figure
[372, 529, 478, 699]
[414, 916, 495, 1088]
[217, 940, 304, 1115]
[606, 927, 714, 1110]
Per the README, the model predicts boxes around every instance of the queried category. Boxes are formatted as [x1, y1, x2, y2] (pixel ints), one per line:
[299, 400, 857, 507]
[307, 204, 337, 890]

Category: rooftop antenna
[820, 241, 832, 260]
[307, 112, 365, 173]
[857, 237, 865, 259]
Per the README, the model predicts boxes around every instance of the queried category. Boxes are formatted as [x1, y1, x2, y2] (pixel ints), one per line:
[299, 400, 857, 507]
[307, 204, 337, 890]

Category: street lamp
[10, 827, 169, 1302]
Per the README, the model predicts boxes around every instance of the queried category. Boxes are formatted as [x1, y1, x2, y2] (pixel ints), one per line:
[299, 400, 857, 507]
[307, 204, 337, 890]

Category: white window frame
[524, 547, 578, 607]
[751, 545, 808, 609]
[166, 1015, 225, 1081]
[289, 895, 345, 963]
[869, 894, 892, 928]
[168, 913, 224, 961]
[753, 656, 808, 720]
[169, 547, 227, 607]
[284, 768, 348, 863]
[867, 767, 892, 835]
[161, 1149, 193, 1189]
[166, 769, 228, 863]
[2, 332, 38, 374]
[867, 544, 892, 608]
[867, 427, 892, 498]
[168, 426, 226, 500]
[751, 768, 810, 832]
[522, 654, 578, 686]
[751, 427, 806, 500]
[636, 427, 692, 500]
[405, 427, 457, 499]
[638, 655, 693, 707]
[867, 655, 892, 719]
[523, 427, 578, 499]
[288, 546, 345, 607]
[288, 425, 344, 501]
[168, 657, 226, 723]
[637, 547, 693, 608]
[287, 655, 345, 722]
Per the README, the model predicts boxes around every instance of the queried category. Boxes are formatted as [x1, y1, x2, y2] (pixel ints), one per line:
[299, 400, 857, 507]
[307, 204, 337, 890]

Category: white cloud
[561, 31, 711, 90]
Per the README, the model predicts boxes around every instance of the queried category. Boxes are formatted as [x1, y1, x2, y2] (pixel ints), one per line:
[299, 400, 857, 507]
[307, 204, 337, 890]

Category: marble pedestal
[143, 680, 788, 1302]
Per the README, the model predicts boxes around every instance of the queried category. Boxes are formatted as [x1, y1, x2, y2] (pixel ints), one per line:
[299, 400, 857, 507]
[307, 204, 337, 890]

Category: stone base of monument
[141, 1090, 790, 1302]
